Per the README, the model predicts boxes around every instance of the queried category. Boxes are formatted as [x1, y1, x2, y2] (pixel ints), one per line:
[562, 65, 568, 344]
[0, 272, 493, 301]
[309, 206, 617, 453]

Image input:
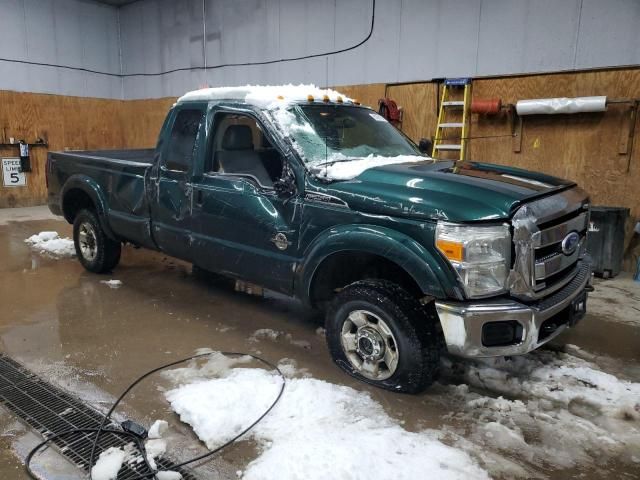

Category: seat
[216, 125, 273, 187]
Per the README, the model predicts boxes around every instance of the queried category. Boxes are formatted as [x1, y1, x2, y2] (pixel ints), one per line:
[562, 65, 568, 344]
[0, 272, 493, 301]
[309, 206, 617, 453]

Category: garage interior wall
[1, 0, 639, 99]
[119, 0, 640, 100]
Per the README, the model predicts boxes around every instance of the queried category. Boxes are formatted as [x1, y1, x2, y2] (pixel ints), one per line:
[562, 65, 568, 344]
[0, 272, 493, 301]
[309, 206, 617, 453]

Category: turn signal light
[436, 239, 463, 262]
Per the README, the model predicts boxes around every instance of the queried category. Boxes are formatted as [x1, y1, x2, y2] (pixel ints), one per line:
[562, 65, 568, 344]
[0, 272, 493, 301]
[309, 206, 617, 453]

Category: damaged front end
[434, 187, 592, 358]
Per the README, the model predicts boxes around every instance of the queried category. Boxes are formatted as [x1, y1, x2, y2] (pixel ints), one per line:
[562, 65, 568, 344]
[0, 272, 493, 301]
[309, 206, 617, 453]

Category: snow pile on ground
[276, 358, 311, 378]
[92, 447, 127, 480]
[163, 352, 253, 385]
[164, 354, 489, 480]
[100, 279, 123, 289]
[442, 349, 640, 475]
[24, 231, 75, 257]
[177, 84, 352, 109]
[249, 329, 311, 349]
[144, 438, 167, 470]
[155, 472, 183, 480]
[148, 419, 169, 439]
[309, 153, 428, 181]
[90, 419, 180, 479]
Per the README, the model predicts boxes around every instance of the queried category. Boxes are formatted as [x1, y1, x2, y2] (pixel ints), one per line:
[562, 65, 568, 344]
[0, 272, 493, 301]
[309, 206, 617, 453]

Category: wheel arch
[297, 224, 451, 308]
[61, 175, 117, 240]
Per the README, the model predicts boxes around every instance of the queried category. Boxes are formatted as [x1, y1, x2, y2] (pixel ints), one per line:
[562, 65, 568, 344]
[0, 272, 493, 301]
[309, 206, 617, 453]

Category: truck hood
[320, 160, 575, 222]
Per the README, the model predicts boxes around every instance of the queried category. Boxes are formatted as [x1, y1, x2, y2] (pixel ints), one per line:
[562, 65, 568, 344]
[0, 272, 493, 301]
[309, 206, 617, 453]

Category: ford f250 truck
[47, 85, 592, 393]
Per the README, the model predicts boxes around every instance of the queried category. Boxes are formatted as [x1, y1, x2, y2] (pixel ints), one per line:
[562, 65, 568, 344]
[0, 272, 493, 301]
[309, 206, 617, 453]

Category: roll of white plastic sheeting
[515, 96, 607, 115]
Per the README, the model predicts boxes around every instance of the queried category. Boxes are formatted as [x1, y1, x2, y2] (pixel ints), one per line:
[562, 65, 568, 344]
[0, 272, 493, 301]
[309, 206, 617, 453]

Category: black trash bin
[586, 206, 629, 278]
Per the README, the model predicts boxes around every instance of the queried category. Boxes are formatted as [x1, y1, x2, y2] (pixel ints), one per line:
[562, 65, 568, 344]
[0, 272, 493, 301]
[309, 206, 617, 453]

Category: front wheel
[325, 280, 441, 393]
[73, 209, 121, 273]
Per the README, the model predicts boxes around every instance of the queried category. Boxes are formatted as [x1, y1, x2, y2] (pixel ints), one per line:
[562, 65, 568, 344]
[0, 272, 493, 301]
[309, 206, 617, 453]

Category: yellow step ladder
[432, 78, 472, 161]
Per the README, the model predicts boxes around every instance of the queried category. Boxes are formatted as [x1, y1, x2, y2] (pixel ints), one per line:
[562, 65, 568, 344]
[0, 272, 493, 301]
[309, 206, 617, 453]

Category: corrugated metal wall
[120, 0, 640, 99]
[0, 0, 121, 98]
[1, 0, 639, 99]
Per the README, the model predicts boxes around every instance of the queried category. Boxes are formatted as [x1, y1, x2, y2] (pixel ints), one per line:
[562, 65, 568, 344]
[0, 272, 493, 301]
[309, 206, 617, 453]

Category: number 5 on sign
[2, 158, 26, 187]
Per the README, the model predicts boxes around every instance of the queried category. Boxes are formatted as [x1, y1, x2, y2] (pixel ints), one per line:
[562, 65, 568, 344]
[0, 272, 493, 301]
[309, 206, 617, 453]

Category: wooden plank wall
[0, 92, 175, 208]
[343, 69, 639, 268]
[386, 82, 439, 142]
[119, 98, 176, 148]
[0, 91, 124, 207]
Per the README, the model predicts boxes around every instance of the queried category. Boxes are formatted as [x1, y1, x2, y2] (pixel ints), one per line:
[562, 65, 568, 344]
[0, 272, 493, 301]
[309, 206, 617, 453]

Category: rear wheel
[73, 209, 121, 273]
[325, 280, 441, 393]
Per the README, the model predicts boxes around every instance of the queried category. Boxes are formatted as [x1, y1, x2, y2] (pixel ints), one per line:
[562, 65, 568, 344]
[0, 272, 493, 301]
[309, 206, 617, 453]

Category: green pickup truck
[47, 85, 592, 393]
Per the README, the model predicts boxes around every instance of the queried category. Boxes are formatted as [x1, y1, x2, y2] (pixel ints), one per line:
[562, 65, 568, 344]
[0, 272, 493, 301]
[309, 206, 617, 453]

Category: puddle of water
[1, 217, 639, 479]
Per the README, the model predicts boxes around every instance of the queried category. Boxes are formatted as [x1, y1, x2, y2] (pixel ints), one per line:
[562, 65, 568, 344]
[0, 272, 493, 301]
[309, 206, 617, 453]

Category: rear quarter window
[165, 109, 204, 172]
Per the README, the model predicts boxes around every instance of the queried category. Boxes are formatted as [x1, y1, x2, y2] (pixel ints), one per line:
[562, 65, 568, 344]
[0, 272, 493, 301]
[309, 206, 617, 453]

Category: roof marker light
[277, 95, 285, 100]
[323, 94, 330, 103]
[336, 96, 343, 103]
[307, 94, 315, 102]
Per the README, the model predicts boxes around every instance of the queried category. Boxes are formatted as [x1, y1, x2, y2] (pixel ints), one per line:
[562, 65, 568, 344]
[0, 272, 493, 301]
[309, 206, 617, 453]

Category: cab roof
[176, 84, 356, 109]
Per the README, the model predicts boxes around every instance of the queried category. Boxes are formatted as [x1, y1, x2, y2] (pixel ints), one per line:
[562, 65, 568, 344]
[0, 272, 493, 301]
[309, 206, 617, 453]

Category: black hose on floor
[25, 351, 286, 480]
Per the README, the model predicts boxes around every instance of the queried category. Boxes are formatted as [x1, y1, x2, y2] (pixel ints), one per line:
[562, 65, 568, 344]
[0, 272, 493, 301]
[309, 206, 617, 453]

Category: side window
[206, 113, 283, 188]
[164, 109, 204, 172]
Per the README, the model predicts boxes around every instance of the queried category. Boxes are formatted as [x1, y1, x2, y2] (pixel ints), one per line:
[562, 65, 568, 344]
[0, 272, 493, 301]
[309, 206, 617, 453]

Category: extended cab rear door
[148, 104, 206, 260]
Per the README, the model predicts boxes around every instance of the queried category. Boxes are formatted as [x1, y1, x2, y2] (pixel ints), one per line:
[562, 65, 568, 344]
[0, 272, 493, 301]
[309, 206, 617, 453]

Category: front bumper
[435, 260, 591, 357]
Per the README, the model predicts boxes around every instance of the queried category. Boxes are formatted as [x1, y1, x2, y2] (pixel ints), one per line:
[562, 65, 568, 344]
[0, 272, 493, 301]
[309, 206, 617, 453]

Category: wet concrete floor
[0, 208, 639, 479]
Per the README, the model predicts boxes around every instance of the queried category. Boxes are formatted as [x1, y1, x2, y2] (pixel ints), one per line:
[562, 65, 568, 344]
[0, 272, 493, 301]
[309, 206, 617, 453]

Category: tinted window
[165, 109, 203, 172]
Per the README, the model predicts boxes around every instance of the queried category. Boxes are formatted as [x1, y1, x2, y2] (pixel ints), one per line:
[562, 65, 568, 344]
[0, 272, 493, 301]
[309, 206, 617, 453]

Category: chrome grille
[510, 188, 589, 300]
[532, 214, 587, 292]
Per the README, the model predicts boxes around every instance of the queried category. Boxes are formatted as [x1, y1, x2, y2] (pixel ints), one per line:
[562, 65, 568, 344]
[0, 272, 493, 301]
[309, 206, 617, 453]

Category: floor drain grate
[0, 354, 196, 479]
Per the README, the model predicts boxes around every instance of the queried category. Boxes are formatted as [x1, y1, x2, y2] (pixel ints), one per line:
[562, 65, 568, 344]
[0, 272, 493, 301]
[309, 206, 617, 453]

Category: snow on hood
[310, 153, 430, 181]
[177, 84, 352, 109]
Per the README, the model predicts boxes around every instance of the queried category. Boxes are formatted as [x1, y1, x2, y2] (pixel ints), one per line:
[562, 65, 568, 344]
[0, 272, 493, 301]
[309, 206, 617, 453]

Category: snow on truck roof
[176, 84, 356, 108]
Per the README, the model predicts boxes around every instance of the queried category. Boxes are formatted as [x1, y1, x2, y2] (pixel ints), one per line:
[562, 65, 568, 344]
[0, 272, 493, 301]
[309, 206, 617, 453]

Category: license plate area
[568, 290, 587, 326]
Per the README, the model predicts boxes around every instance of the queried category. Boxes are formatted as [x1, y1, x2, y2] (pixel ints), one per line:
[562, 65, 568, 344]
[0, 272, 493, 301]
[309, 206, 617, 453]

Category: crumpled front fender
[296, 224, 455, 306]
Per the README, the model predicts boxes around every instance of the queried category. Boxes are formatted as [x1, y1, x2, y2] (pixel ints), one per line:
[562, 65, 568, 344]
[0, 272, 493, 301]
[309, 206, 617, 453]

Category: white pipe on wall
[515, 96, 607, 115]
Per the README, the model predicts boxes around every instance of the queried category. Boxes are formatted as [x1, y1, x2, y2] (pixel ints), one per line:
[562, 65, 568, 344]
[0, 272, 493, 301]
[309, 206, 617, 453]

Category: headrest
[222, 125, 253, 150]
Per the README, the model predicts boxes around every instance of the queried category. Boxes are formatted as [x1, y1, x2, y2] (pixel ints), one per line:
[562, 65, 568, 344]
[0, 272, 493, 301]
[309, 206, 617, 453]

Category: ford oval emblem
[561, 231, 580, 255]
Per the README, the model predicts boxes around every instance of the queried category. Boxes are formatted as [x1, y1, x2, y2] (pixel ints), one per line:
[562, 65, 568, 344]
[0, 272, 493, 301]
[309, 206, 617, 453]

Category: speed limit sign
[2, 158, 26, 187]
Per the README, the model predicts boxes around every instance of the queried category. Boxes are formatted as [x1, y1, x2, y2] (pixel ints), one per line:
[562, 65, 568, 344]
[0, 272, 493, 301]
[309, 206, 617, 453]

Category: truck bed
[50, 148, 155, 166]
[48, 148, 156, 248]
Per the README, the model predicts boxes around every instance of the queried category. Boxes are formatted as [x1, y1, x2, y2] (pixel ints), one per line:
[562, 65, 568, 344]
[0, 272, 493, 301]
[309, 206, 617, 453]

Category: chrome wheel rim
[78, 222, 98, 262]
[340, 309, 399, 381]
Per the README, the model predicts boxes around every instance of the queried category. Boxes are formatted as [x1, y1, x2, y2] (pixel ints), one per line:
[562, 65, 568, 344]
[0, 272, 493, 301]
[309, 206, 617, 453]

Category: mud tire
[73, 209, 121, 273]
[325, 280, 441, 394]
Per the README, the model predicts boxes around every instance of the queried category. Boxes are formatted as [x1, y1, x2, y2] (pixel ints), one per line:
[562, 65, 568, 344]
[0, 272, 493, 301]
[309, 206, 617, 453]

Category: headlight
[436, 222, 511, 298]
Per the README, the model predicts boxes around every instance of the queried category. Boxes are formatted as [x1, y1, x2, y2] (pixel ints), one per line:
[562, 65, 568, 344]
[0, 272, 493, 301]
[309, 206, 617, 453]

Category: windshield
[276, 104, 423, 165]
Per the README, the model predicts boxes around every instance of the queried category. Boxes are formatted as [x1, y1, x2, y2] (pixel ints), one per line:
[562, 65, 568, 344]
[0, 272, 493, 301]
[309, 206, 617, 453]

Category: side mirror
[418, 138, 433, 154]
[273, 176, 295, 197]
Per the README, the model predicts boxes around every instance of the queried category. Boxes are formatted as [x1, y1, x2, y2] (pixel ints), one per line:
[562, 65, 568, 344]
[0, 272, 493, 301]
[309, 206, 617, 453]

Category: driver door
[191, 110, 301, 294]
